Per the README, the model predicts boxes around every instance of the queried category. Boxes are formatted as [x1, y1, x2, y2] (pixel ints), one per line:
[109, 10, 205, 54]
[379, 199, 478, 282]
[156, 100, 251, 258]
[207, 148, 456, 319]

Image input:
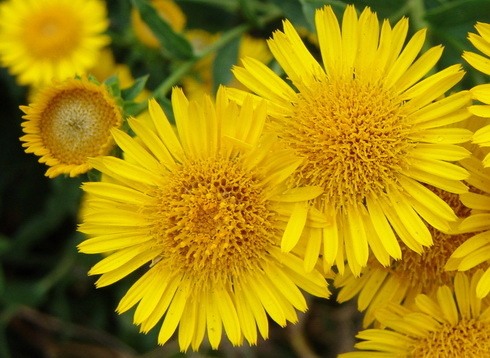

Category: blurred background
[2, 0, 490, 357]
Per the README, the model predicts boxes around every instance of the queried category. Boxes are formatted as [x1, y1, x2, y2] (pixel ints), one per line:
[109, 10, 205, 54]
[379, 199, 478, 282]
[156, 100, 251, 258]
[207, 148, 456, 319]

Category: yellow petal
[158, 279, 190, 346]
[281, 202, 308, 252]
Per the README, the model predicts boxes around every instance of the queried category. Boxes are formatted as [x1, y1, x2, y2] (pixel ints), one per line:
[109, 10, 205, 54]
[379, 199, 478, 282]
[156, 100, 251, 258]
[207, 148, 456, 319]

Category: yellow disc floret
[287, 78, 413, 209]
[152, 157, 275, 283]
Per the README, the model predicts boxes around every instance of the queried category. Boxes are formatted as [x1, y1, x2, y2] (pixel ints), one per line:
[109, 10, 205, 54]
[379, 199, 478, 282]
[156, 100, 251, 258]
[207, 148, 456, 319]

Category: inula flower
[20, 77, 123, 178]
[335, 187, 485, 327]
[339, 271, 490, 357]
[78, 87, 330, 351]
[447, 152, 490, 298]
[463, 22, 490, 168]
[228, 5, 473, 275]
[0, 0, 110, 86]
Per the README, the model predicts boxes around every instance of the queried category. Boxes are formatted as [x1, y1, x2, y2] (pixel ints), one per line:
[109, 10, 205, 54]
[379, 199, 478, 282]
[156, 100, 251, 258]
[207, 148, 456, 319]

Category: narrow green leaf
[271, 0, 312, 30]
[121, 75, 149, 101]
[131, 0, 194, 60]
[104, 74, 122, 99]
[212, 36, 241, 94]
[425, 0, 490, 27]
[123, 100, 148, 117]
[299, 0, 347, 30]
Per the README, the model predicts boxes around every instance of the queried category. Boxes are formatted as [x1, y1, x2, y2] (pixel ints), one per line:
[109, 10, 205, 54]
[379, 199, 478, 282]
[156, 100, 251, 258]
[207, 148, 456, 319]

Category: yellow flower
[463, 22, 490, 167]
[339, 271, 490, 357]
[77, 87, 330, 351]
[131, 0, 186, 49]
[20, 77, 123, 178]
[228, 5, 473, 276]
[0, 0, 110, 86]
[447, 152, 490, 298]
[335, 187, 484, 327]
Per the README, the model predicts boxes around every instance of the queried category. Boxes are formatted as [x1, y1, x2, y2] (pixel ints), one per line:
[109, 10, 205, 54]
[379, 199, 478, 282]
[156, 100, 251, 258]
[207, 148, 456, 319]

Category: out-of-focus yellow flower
[0, 0, 110, 86]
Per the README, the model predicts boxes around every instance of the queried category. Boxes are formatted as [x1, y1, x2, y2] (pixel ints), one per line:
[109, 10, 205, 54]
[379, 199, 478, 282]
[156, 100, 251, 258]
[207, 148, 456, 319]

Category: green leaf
[271, 0, 312, 30]
[131, 0, 194, 60]
[121, 75, 149, 101]
[299, 0, 347, 30]
[425, 0, 490, 27]
[122, 100, 148, 117]
[104, 74, 122, 99]
[212, 35, 241, 93]
[1, 280, 46, 307]
[0, 235, 10, 255]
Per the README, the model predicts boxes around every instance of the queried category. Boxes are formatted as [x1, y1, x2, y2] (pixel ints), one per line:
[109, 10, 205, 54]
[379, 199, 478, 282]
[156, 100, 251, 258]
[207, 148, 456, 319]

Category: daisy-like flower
[463, 22, 490, 166]
[339, 271, 490, 357]
[77, 87, 330, 351]
[0, 0, 110, 86]
[335, 187, 486, 327]
[228, 5, 473, 275]
[447, 152, 490, 298]
[20, 77, 123, 178]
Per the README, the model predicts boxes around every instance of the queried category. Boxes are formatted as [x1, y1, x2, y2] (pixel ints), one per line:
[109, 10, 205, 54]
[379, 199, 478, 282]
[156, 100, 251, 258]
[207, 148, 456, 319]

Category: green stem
[37, 234, 79, 294]
[177, 0, 240, 12]
[409, 0, 430, 31]
[408, 0, 433, 54]
[152, 22, 252, 100]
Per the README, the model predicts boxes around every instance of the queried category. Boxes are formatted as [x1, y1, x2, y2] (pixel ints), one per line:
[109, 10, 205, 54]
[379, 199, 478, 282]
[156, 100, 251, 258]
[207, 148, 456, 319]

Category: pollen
[22, 7, 81, 59]
[151, 157, 276, 284]
[285, 77, 414, 209]
[411, 319, 490, 357]
[40, 88, 119, 165]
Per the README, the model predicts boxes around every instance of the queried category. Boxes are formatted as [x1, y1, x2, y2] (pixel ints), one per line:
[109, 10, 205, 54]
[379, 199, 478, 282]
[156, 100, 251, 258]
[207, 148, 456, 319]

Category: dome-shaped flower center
[411, 319, 490, 357]
[23, 6, 81, 59]
[152, 158, 276, 283]
[286, 78, 413, 209]
[40, 88, 119, 165]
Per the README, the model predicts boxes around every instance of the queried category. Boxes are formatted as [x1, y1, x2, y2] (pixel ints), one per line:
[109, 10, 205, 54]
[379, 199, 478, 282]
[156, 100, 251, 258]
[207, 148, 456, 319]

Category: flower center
[285, 78, 413, 209]
[40, 88, 119, 165]
[22, 6, 81, 59]
[151, 158, 276, 284]
[411, 319, 490, 357]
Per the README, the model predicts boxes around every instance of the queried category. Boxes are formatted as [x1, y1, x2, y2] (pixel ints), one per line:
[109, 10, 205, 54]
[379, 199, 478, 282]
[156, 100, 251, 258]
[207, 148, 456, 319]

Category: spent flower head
[20, 76, 123, 178]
